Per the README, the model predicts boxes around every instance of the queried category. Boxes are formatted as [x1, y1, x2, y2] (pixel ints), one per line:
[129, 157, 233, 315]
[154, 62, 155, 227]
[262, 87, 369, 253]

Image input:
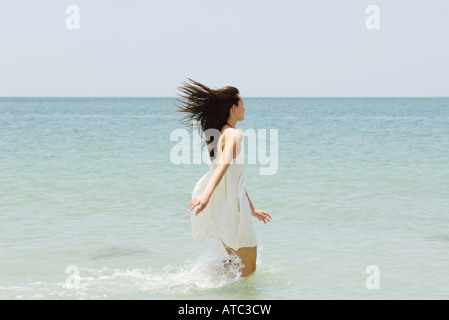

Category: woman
[176, 78, 271, 277]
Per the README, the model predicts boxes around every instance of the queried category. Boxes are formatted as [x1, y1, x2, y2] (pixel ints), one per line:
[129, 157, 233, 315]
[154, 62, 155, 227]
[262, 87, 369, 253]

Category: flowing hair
[174, 78, 240, 159]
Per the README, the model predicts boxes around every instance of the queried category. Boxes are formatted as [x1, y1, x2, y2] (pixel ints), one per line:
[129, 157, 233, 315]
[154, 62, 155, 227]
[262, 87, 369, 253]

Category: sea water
[0, 97, 448, 299]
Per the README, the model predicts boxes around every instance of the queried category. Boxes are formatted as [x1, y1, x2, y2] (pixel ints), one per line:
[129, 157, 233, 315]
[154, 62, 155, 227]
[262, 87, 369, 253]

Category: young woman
[176, 78, 271, 277]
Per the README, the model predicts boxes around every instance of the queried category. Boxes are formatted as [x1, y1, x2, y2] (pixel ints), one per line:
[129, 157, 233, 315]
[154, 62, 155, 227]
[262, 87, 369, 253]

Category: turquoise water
[1, 97, 449, 299]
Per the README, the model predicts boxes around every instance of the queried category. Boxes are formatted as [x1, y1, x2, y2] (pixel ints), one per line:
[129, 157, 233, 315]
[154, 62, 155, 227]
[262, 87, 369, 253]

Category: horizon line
[1, 96, 449, 99]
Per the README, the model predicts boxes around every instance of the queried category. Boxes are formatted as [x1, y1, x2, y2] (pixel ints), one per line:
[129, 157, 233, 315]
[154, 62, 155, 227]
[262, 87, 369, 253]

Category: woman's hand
[188, 192, 211, 215]
[251, 209, 272, 224]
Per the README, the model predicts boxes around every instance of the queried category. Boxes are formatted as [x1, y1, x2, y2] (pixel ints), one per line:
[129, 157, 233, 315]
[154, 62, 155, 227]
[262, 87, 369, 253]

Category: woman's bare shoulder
[222, 128, 243, 147]
[222, 127, 242, 136]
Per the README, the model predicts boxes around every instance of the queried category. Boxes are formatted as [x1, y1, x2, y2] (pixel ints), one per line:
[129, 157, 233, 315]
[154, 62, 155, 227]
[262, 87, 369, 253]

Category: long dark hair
[175, 78, 240, 159]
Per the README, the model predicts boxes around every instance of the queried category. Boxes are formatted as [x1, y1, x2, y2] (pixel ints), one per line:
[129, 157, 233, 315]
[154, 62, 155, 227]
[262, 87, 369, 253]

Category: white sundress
[190, 128, 257, 251]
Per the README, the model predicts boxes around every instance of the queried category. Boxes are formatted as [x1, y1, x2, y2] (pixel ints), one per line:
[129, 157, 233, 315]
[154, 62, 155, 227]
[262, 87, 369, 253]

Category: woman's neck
[226, 119, 237, 128]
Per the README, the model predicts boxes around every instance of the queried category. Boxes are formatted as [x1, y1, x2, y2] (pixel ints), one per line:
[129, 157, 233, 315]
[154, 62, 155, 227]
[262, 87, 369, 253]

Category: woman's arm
[245, 189, 255, 213]
[188, 130, 242, 215]
[246, 189, 272, 224]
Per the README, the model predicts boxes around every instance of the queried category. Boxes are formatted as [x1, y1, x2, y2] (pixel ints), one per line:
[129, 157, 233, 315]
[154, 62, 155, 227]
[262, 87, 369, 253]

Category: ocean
[0, 97, 448, 299]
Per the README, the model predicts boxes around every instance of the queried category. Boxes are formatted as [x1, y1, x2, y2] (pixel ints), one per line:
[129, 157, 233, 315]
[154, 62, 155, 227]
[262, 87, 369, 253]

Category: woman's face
[234, 94, 246, 121]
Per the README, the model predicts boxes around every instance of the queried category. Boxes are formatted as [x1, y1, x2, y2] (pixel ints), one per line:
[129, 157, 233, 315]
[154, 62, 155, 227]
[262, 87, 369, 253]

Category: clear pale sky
[1, 0, 448, 97]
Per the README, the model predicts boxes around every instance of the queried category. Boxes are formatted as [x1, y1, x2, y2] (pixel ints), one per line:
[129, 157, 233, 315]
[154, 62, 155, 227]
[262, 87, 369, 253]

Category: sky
[0, 0, 448, 97]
